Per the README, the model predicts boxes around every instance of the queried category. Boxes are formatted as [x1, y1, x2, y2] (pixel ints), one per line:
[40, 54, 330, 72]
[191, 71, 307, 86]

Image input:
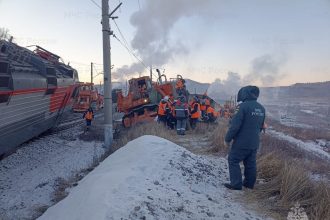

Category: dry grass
[52, 177, 71, 203]
[251, 134, 330, 219]
[207, 118, 330, 219]
[207, 119, 229, 154]
[251, 158, 330, 220]
[260, 134, 330, 178]
[256, 152, 283, 181]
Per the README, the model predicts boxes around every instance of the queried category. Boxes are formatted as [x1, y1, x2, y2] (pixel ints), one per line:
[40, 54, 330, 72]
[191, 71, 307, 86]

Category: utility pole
[102, 0, 122, 149]
[102, 0, 113, 149]
[91, 62, 93, 85]
[150, 65, 152, 81]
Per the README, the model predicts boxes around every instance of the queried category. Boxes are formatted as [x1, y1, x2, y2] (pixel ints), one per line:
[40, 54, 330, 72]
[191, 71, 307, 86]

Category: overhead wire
[111, 20, 160, 78]
[113, 19, 131, 55]
[86, 0, 158, 79]
[112, 19, 136, 63]
[113, 34, 149, 71]
[88, 0, 101, 9]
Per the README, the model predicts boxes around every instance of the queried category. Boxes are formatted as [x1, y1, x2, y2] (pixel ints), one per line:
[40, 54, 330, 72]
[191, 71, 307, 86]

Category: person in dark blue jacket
[224, 86, 265, 190]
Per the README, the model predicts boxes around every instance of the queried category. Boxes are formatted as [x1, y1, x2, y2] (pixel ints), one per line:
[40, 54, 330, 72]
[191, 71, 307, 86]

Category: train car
[0, 40, 79, 157]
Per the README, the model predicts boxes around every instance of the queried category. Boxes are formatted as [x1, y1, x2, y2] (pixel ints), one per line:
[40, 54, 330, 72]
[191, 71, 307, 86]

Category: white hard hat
[164, 96, 169, 101]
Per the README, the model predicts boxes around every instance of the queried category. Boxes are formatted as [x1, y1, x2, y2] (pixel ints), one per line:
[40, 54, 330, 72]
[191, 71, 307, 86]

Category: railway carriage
[0, 40, 79, 157]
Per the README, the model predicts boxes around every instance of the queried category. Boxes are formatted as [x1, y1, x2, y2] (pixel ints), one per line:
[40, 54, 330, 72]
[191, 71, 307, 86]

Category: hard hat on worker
[164, 96, 169, 101]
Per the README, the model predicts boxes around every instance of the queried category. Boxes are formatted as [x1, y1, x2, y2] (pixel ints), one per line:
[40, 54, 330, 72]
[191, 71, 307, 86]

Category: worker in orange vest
[82, 107, 94, 131]
[157, 96, 169, 125]
[206, 105, 217, 123]
[166, 99, 176, 129]
[189, 96, 201, 129]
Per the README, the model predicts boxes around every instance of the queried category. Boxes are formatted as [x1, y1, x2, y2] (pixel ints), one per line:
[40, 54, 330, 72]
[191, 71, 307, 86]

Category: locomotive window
[137, 79, 146, 86]
[46, 68, 56, 76]
[0, 62, 8, 73]
[47, 77, 57, 85]
[0, 76, 9, 87]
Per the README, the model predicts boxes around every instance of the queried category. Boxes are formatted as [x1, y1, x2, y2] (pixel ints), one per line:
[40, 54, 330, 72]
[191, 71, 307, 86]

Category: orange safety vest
[207, 106, 220, 117]
[190, 102, 201, 119]
[158, 102, 167, 115]
[85, 111, 93, 120]
[206, 106, 215, 115]
[200, 104, 206, 111]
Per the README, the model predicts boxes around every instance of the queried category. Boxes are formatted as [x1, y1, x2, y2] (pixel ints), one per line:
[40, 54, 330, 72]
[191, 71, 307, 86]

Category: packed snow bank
[38, 135, 269, 220]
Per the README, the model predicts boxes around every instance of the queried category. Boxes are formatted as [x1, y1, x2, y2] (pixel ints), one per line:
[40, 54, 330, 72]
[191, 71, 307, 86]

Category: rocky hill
[260, 81, 330, 102]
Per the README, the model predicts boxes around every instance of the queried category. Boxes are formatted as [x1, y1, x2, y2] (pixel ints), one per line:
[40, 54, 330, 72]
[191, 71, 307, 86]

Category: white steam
[244, 54, 286, 86]
[208, 54, 286, 101]
[113, 0, 221, 81]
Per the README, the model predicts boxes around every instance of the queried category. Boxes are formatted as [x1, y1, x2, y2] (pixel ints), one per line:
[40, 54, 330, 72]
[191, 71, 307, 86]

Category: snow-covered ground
[267, 129, 330, 161]
[38, 135, 271, 220]
[0, 125, 105, 220]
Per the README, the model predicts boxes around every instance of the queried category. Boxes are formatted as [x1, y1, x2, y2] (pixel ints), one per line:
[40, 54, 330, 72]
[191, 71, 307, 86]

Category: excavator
[116, 69, 189, 127]
[72, 83, 104, 112]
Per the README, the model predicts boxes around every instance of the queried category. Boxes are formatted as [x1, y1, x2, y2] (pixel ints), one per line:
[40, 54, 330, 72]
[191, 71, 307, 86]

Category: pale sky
[1, 0, 330, 86]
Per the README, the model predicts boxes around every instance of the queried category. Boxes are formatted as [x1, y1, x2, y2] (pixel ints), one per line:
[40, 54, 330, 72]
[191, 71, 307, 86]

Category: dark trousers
[190, 118, 198, 129]
[167, 115, 176, 129]
[228, 148, 257, 189]
[158, 115, 167, 125]
[176, 119, 187, 135]
[86, 119, 92, 126]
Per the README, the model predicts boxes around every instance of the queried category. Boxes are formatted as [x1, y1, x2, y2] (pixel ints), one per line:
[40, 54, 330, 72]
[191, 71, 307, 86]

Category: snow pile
[300, 109, 314, 114]
[268, 130, 330, 161]
[0, 126, 105, 220]
[38, 135, 268, 220]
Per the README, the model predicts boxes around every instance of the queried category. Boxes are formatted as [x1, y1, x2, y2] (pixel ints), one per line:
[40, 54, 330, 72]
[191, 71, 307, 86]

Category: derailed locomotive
[0, 40, 79, 157]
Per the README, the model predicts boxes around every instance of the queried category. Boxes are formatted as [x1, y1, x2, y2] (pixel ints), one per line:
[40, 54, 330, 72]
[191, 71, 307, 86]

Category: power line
[88, 0, 101, 9]
[112, 21, 159, 78]
[113, 19, 131, 57]
[113, 34, 149, 71]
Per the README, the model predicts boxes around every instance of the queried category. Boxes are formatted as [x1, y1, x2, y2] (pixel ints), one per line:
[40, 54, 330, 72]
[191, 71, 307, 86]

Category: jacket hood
[237, 86, 259, 102]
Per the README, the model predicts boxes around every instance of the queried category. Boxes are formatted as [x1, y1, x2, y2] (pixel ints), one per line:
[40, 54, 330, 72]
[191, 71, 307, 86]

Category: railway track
[54, 113, 102, 132]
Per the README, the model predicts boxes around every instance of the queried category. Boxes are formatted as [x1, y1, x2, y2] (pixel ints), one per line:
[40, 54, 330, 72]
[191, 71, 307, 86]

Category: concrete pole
[91, 62, 93, 85]
[150, 66, 152, 81]
[102, 0, 113, 149]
